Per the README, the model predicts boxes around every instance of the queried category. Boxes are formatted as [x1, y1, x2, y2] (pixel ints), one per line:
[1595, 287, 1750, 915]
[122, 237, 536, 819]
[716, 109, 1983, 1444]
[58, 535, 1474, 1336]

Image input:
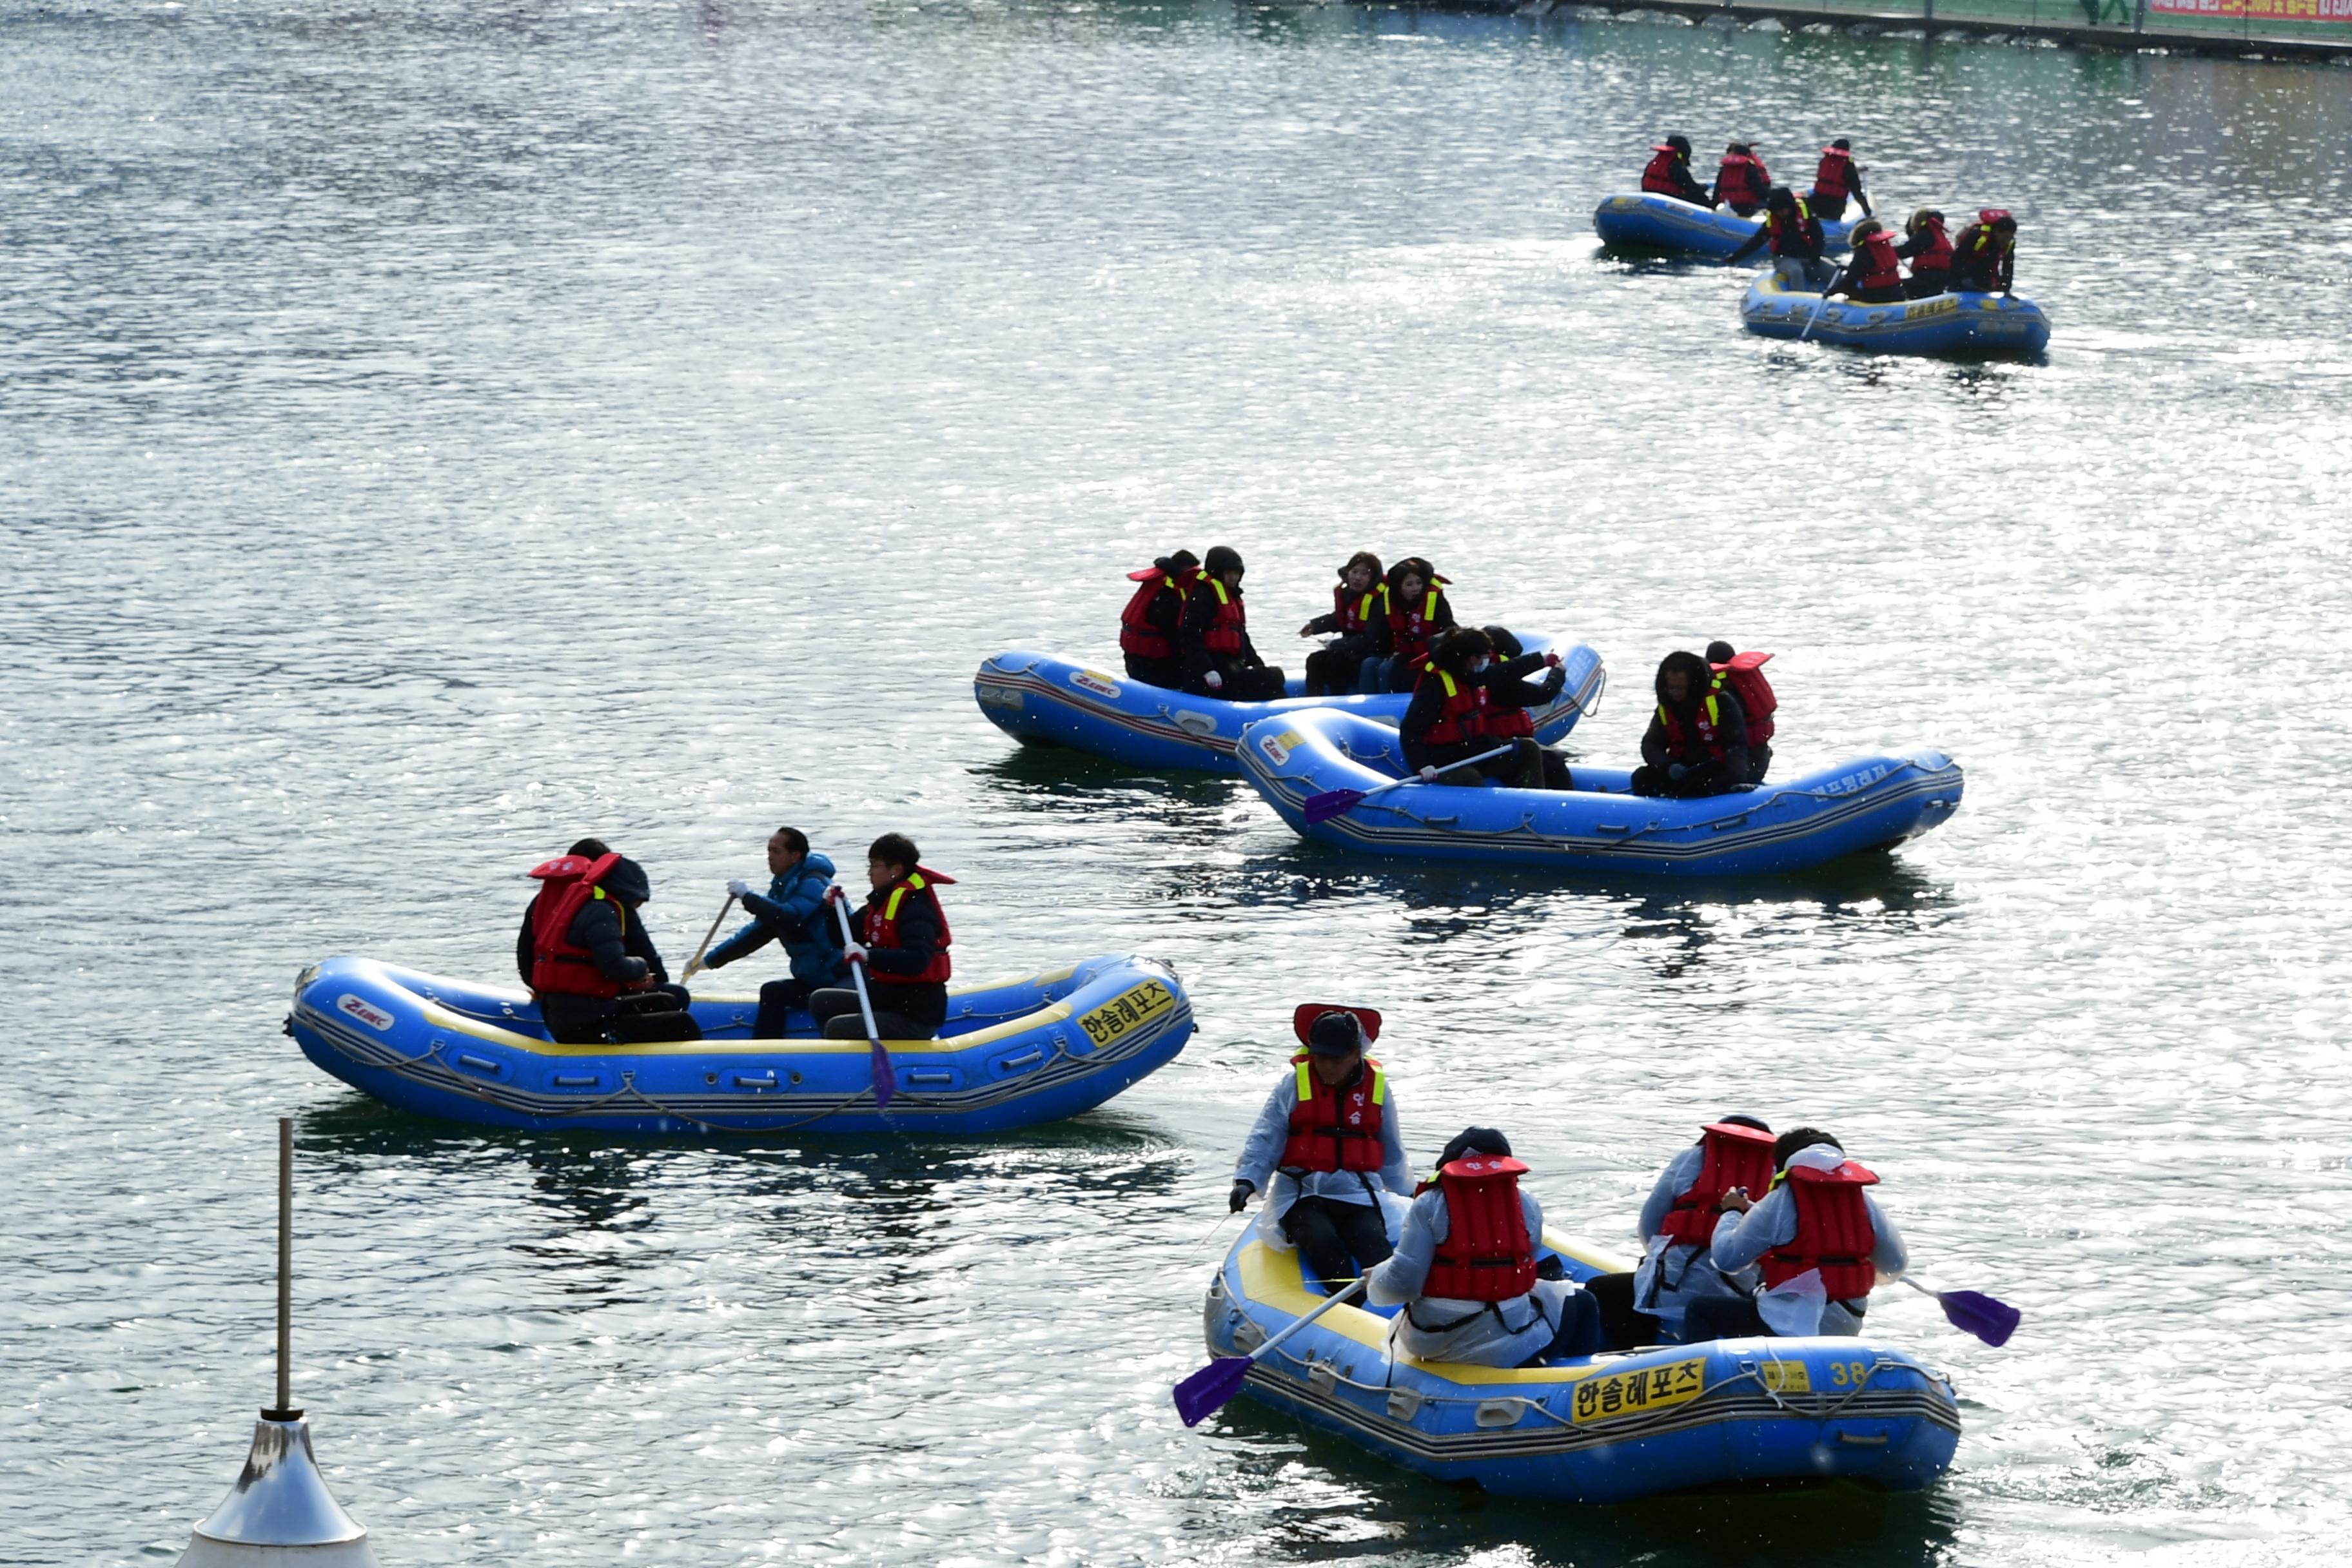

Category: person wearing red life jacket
[520, 843, 700, 1044]
[1705, 639, 1778, 783]
[1725, 187, 1830, 288]
[1399, 627, 1569, 789]
[1682, 1127, 1909, 1342]
[1712, 141, 1771, 217]
[1230, 1006, 1413, 1294]
[1827, 217, 1906, 304]
[1367, 1127, 1603, 1367]
[1638, 134, 1715, 208]
[1118, 549, 1200, 689]
[1896, 208, 1954, 298]
[1298, 551, 1385, 696]
[1633, 649, 1754, 799]
[1578, 1115, 1775, 1349]
[1806, 137, 1871, 222]
[808, 832, 956, 1041]
[1950, 209, 2019, 295]
[1179, 544, 1286, 701]
[1361, 556, 1456, 694]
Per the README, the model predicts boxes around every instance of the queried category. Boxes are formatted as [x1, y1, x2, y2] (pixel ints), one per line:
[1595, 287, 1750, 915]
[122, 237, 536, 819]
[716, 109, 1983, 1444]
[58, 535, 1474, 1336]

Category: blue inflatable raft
[290, 952, 1192, 1136]
[1235, 707, 1960, 876]
[1200, 1215, 1961, 1502]
[1741, 266, 2051, 357]
[974, 638, 1605, 774]
[1593, 191, 1854, 260]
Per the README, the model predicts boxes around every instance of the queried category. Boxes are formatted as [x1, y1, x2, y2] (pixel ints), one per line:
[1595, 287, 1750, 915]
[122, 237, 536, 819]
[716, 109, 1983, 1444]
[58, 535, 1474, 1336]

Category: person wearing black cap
[1632, 650, 1753, 799]
[1583, 1115, 1778, 1349]
[1725, 187, 1829, 288]
[1807, 138, 1871, 222]
[1712, 141, 1771, 217]
[1367, 1126, 1603, 1367]
[520, 841, 700, 1045]
[1638, 135, 1715, 208]
[1230, 1005, 1413, 1294]
[1118, 549, 1201, 688]
[1181, 544, 1286, 701]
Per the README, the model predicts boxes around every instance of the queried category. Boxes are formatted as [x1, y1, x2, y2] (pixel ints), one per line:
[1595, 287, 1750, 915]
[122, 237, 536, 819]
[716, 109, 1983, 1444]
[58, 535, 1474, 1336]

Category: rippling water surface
[6, 2, 2352, 1563]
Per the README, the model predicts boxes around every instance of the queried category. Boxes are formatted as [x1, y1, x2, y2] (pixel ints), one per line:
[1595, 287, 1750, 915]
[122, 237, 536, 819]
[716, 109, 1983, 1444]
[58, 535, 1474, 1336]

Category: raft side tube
[1592, 191, 1856, 260]
[1740, 266, 2051, 357]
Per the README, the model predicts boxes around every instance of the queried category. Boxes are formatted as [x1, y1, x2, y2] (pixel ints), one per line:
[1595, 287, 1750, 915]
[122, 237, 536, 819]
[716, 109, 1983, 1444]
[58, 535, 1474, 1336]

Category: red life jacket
[1910, 217, 1953, 275]
[1761, 1160, 1881, 1302]
[1716, 153, 1767, 208]
[1385, 582, 1449, 667]
[1119, 567, 1190, 660]
[1654, 1122, 1779, 1247]
[1416, 663, 1489, 748]
[1812, 146, 1856, 200]
[528, 852, 626, 998]
[1767, 198, 1817, 256]
[1280, 1052, 1387, 1173]
[1709, 651, 1776, 745]
[1954, 222, 2013, 286]
[1852, 232, 1901, 293]
[1640, 148, 1690, 197]
[1656, 692, 1729, 763]
[859, 868, 955, 985]
[1420, 1155, 1538, 1302]
[1331, 582, 1381, 637]
[1200, 578, 1248, 656]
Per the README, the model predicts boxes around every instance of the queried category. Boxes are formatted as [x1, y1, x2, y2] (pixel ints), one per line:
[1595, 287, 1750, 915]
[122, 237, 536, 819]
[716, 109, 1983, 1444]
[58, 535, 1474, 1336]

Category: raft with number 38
[288, 952, 1192, 1136]
[1200, 1199, 1960, 1502]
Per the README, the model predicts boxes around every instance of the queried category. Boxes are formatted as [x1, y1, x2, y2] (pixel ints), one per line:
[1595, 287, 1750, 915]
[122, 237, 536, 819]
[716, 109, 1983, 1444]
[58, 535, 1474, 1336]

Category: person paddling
[1589, 1116, 1776, 1348]
[1681, 1126, 1908, 1342]
[810, 832, 954, 1041]
[1230, 1006, 1413, 1295]
[1118, 549, 1200, 689]
[1298, 550, 1384, 696]
[1725, 187, 1828, 288]
[692, 826, 846, 1038]
[1399, 627, 1566, 789]
[1367, 1126, 1603, 1367]
[1639, 134, 1715, 208]
[1827, 217, 1906, 304]
[1950, 209, 2019, 295]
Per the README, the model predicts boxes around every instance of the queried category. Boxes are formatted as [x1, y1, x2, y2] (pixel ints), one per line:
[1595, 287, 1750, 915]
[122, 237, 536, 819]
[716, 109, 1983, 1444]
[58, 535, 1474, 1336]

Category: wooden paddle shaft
[684, 892, 737, 975]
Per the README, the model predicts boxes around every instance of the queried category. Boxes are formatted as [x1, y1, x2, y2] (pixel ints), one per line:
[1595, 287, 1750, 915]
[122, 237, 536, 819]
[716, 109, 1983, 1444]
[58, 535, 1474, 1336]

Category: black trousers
[1186, 659, 1286, 701]
[1123, 652, 1182, 689]
[1280, 1195, 1393, 1291]
[754, 978, 816, 1039]
[1747, 742, 1773, 783]
[809, 986, 935, 1041]
[542, 985, 700, 1045]
[1524, 1288, 1608, 1366]
[1304, 638, 1374, 696]
[1681, 1295, 1771, 1341]
[1842, 284, 1905, 304]
[1630, 760, 1743, 799]
[1582, 1270, 1664, 1351]
[1905, 271, 1949, 299]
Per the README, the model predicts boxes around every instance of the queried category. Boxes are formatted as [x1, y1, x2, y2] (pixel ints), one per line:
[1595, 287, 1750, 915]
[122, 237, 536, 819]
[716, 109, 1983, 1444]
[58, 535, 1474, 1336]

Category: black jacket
[1640, 687, 1752, 773]
[1367, 586, 1457, 660]
[1950, 225, 2015, 292]
[516, 896, 667, 989]
[856, 885, 949, 1030]
[1727, 207, 1825, 268]
[1180, 581, 1265, 678]
[1398, 653, 1561, 772]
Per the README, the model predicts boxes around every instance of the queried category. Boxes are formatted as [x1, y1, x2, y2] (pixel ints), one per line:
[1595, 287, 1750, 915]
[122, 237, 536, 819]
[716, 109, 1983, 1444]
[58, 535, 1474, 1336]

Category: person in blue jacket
[689, 827, 845, 1037]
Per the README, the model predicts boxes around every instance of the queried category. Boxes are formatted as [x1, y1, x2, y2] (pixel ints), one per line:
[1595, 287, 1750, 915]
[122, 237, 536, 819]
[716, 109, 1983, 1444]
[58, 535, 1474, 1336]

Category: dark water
[6, 2, 2351, 1563]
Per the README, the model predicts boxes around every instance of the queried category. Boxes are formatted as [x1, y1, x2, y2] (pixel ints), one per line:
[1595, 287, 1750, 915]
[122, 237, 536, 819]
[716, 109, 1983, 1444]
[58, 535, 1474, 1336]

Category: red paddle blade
[1938, 1289, 2019, 1347]
[1172, 1355, 1253, 1427]
[1300, 788, 1367, 825]
[870, 1042, 896, 1110]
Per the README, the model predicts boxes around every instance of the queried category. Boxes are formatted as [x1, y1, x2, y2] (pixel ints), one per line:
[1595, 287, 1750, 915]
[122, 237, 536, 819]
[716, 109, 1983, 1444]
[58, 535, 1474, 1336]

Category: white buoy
[179, 1119, 379, 1567]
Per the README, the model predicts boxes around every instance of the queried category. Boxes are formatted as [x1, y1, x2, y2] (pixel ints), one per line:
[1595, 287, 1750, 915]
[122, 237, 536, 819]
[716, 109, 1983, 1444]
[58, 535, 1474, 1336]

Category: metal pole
[275, 1115, 293, 1417]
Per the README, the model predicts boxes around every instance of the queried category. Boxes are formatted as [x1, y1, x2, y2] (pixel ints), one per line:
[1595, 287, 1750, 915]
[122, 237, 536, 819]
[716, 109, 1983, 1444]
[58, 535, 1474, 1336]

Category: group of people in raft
[1122, 547, 1782, 800]
[1638, 133, 2022, 300]
[1232, 1006, 1907, 1365]
[516, 828, 954, 1045]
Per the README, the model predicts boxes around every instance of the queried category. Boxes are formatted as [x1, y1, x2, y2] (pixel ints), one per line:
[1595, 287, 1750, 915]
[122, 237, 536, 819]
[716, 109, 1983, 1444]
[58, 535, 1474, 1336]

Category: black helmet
[600, 856, 652, 904]
[1830, 137, 1852, 150]
[1705, 640, 1736, 664]
[1306, 1010, 1367, 1055]
[1204, 545, 1244, 576]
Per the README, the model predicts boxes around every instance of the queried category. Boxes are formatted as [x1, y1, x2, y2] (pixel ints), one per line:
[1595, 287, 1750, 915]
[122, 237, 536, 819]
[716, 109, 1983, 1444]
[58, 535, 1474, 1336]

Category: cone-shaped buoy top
[177, 1413, 377, 1566]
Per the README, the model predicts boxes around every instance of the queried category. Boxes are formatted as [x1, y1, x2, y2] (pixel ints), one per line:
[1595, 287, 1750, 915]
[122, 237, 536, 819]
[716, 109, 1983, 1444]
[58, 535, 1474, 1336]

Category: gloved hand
[727, 878, 752, 899]
[825, 884, 846, 903]
[1204, 669, 1224, 692]
[1544, 650, 1563, 669]
[842, 943, 868, 966]
[1667, 763, 1690, 782]
[1228, 1179, 1254, 1214]
[1419, 765, 1438, 783]
[682, 958, 705, 981]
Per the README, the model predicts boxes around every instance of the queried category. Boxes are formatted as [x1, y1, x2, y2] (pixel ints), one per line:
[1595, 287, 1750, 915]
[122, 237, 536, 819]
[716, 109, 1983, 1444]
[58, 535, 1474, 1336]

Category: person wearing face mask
[1399, 627, 1567, 789]
[1632, 649, 1753, 799]
[1230, 1006, 1414, 1295]
[1181, 544, 1286, 701]
[1361, 557, 1456, 696]
[1299, 550, 1385, 697]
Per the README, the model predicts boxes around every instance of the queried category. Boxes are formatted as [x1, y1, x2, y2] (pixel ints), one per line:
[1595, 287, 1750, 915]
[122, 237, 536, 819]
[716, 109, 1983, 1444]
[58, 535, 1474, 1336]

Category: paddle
[1902, 1277, 2021, 1347]
[1799, 268, 1841, 341]
[679, 892, 738, 982]
[830, 892, 896, 1111]
[1173, 1277, 1366, 1427]
[1302, 742, 1518, 825]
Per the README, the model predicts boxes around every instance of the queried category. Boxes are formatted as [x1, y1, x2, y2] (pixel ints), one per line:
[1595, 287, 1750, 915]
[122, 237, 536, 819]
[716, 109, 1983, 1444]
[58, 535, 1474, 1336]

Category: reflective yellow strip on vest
[1369, 1066, 1386, 1106]
[1295, 1060, 1315, 1100]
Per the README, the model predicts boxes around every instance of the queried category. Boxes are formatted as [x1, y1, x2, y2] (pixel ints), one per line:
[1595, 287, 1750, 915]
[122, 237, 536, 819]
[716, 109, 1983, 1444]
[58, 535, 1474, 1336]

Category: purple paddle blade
[1300, 788, 1366, 826]
[869, 1041, 896, 1110]
[1939, 1289, 2020, 1348]
[1172, 1355, 1253, 1428]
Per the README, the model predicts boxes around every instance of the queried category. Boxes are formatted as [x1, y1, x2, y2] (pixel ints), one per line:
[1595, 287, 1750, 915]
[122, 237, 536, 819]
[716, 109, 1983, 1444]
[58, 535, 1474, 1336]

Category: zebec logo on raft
[1068, 669, 1122, 700]
[337, 994, 395, 1032]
